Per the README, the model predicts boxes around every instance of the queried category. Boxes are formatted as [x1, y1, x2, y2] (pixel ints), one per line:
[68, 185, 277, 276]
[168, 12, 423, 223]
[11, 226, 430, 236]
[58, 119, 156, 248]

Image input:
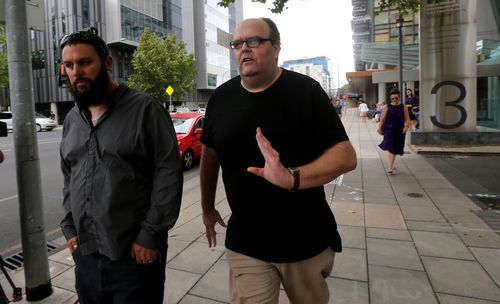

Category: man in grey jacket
[59, 28, 183, 304]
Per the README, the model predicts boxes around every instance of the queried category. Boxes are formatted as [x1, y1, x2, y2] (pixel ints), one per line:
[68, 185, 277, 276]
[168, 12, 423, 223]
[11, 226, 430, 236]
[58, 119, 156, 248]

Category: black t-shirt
[201, 69, 349, 263]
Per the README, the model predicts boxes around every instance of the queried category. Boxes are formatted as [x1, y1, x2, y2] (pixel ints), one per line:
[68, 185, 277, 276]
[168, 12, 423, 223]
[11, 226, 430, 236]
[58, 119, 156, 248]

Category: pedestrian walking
[405, 88, 419, 130]
[374, 101, 385, 122]
[199, 18, 357, 304]
[333, 98, 343, 117]
[377, 88, 411, 174]
[59, 27, 183, 304]
[358, 99, 369, 122]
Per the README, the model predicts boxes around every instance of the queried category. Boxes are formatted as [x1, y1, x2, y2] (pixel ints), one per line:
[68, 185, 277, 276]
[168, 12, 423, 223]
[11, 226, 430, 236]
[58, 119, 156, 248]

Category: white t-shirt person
[358, 101, 369, 117]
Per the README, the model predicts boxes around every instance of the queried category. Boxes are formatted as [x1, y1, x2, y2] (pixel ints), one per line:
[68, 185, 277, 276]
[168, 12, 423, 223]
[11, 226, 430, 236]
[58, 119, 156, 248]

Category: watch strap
[287, 167, 300, 192]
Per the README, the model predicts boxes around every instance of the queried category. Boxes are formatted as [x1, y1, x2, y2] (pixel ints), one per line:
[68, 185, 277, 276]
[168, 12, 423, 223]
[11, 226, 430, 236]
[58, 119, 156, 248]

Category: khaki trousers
[225, 247, 335, 304]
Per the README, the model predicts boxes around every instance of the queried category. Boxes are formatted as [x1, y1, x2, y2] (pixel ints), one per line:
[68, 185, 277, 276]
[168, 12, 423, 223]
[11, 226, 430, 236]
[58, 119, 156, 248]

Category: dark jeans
[73, 248, 167, 304]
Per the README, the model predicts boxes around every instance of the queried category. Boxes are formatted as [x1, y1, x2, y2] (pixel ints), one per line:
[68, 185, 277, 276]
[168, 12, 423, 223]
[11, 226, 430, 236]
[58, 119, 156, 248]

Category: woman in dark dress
[405, 88, 419, 130]
[377, 89, 410, 174]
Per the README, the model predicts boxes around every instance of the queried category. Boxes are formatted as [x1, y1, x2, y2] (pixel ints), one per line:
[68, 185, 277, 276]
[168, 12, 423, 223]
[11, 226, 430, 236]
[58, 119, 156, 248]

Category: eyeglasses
[60, 27, 108, 57]
[229, 37, 272, 50]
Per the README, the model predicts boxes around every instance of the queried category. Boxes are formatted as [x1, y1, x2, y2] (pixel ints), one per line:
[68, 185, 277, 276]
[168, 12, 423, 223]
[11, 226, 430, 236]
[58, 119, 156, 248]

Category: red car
[170, 112, 204, 169]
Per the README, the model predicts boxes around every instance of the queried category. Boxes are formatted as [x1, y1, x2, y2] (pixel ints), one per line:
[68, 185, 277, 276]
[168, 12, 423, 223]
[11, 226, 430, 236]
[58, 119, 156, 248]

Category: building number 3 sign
[429, 80, 467, 129]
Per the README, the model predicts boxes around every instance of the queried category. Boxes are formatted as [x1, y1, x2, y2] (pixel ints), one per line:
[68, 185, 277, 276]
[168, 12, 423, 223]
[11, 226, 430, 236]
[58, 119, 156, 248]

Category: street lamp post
[332, 56, 340, 98]
[397, 15, 404, 95]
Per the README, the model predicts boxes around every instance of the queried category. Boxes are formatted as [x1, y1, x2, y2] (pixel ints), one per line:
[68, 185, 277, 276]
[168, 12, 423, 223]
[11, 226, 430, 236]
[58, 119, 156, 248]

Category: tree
[378, 0, 444, 15]
[128, 29, 197, 104]
[0, 26, 8, 89]
[218, 0, 289, 14]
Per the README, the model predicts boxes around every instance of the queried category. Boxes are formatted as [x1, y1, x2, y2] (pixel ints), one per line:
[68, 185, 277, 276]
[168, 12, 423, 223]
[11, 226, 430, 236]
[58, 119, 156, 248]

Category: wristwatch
[287, 167, 300, 192]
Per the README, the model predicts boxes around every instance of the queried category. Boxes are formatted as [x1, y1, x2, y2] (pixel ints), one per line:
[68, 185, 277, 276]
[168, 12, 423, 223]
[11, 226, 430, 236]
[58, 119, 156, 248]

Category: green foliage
[0, 26, 8, 89]
[218, 0, 289, 14]
[128, 29, 197, 104]
[378, 0, 444, 15]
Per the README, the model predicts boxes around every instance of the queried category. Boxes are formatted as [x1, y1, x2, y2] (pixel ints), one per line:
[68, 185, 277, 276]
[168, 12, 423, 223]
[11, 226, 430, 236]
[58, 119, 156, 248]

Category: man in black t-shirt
[200, 18, 357, 304]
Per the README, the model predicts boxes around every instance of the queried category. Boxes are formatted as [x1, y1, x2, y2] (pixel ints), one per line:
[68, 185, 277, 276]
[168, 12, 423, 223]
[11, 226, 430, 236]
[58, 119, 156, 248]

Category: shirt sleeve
[135, 101, 184, 249]
[60, 129, 77, 241]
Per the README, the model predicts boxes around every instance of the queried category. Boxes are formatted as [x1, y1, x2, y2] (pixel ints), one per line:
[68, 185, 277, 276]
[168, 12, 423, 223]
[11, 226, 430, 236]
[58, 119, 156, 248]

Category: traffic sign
[166, 85, 174, 96]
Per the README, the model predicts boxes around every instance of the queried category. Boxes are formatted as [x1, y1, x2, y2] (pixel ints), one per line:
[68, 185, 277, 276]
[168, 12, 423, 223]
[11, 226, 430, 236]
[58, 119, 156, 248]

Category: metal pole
[4, 0, 52, 300]
[337, 60, 340, 98]
[398, 15, 404, 95]
[332, 56, 340, 98]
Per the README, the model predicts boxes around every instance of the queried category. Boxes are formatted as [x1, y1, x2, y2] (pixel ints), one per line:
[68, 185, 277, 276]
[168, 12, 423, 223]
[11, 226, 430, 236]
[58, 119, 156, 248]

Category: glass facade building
[10, 0, 241, 114]
[281, 57, 333, 97]
[120, 0, 182, 42]
[22, 0, 183, 120]
[185, 0, 242, 105]
[350, 0, 500, 131]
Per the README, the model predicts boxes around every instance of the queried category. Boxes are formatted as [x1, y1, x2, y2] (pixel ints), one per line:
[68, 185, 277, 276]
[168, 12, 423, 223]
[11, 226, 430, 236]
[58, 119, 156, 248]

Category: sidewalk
[2, 108, 500, 303]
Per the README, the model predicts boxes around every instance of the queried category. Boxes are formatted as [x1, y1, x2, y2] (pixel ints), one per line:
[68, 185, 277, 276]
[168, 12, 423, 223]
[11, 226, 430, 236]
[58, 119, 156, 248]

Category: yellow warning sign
[165, 85, 174, 96]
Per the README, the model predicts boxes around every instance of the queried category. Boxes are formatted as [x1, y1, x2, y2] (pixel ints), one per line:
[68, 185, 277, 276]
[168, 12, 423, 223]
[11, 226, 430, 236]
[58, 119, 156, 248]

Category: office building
[281, 56, 334, 97]
[181, 0, 243, 107]
[8, 0, 241, 119]
[348, 0, 500, 135]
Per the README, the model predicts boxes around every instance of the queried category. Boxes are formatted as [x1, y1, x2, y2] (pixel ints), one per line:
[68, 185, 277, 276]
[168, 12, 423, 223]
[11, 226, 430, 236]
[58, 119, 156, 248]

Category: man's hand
[202, 209, 226, 248]
[67, 236, 79, 253]
[247, 127, 294, 190]
[130, 243, 159, 264]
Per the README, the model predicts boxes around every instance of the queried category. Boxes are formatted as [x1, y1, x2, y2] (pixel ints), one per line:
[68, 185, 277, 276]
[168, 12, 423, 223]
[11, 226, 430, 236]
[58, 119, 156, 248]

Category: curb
[408, 145, 500, 156]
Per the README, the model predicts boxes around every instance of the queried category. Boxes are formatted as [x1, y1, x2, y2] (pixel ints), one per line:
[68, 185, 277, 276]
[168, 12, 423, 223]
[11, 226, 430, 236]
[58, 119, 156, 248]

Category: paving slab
[169, 217, 207, 242]
[178, 294, 226, 304]
[164, 268, 202, 304]
[367, 238, 423, 271]
[326, 277, 369, 304]
[332, 186, 364, 204]
[364, 204, 406, 230]
[369, 265, 437, 304]
[337, 225, 366, 249]
[366, 227, 412, 241]
[189, 258, 229, 303]
[331, 247, 367, 282]
[411, 230, 474, 260]
[449, 214, 500, 247]
[48, 248, 74, 266]
[167, 242, 225, 274]
[51, 266, 76, 292]
[331, 202, 365, 227]
[406, 220, 455, 233]
[399, 203, 446, 222]
[362, 195, 398, 205]
[470, 247, 500, 286]
[167, 238, 193, 262]
[422, 256, 500, 301]
[14, 287, 75, 304]
[437, 294, 500, 304]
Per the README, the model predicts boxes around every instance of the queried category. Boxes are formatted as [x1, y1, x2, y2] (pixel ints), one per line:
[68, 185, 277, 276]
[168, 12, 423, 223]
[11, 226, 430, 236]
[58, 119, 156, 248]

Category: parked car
[0, 111, 57, 132]
[170, 112, 204, 169]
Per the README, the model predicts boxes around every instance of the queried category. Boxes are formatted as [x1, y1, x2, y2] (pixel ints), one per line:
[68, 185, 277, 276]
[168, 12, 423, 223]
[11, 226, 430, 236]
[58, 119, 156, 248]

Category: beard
[69, 64, 110, 108]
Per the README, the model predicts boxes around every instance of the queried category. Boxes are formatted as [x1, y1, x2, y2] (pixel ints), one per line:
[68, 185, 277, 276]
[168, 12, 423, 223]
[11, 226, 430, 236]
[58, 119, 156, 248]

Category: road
[424, 154, 500, 209]
[0, 129, 201, 257]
